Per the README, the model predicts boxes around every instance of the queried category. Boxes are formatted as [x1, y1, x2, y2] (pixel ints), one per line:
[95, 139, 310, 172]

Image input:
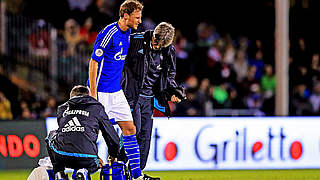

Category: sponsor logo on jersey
[62, 117, 85, 132]
[114, 47, 126, 60]
[119, 41, 122, 46]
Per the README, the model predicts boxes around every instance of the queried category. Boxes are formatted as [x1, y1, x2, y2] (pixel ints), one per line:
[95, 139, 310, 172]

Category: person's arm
[166, 45, 182, 103]
[167, 45, 178, 88]
[89, 59, 98, 99]
[88, 27, 111, 99]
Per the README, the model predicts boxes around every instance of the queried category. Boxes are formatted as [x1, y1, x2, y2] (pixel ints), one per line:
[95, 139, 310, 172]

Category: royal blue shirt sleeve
[91, 26, 115, 63]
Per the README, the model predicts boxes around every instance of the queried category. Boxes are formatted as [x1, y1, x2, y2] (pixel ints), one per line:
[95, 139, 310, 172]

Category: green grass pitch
[1, 169, 320, 180]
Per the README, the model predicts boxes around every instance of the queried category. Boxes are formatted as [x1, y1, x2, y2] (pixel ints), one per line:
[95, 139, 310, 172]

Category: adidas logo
[62, 117, 85, 132]
[119, 41, 122, 46]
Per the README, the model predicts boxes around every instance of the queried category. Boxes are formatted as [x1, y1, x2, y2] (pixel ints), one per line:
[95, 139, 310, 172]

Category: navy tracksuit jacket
[46, 95, 120, 173]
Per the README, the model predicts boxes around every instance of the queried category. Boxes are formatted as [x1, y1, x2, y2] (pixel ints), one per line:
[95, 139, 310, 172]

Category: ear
[123, 13, 129, 20]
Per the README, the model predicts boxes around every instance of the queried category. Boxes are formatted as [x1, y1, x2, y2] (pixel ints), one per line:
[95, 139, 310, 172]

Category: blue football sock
[123, 134, 142, 179]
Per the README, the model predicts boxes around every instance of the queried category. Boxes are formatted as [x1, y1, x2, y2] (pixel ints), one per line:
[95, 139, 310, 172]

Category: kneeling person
[45, 85, 120, 179]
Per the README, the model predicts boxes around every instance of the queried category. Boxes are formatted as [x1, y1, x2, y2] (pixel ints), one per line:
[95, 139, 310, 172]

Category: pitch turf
[1, 169, 320, 180]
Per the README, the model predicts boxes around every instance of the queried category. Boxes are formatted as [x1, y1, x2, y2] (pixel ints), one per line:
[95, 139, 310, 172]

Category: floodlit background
[1, 0, 320, 179]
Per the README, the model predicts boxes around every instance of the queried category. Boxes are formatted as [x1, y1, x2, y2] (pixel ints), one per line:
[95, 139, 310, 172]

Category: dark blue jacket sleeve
[167, 45, 178, 88]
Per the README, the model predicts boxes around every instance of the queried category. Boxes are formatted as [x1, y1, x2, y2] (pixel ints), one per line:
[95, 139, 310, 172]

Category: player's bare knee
[121, 123, 136, 135]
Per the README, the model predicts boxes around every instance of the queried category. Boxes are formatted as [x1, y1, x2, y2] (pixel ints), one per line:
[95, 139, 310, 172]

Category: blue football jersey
[87, 22, 131, 93]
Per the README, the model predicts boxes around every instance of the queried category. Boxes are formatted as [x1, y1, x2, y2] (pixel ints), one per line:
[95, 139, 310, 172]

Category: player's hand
[98, 158, 105, 168]
[171, 95, 181, 103]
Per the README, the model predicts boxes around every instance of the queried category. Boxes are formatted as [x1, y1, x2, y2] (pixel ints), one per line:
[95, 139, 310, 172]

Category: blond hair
[153, 22, 175, 48]
[119, 0, 143, 17]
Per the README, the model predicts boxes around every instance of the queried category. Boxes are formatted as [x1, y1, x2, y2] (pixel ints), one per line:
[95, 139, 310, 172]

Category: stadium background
[2, 0, 320, 179]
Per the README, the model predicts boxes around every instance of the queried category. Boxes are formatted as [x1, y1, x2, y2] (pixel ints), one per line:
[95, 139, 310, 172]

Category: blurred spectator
[233, 50, 249, 83]
[291, 83, 313, 115]
[237, 35, 249, 52]
[260, 64, 276, 115]
[241, 66, 259, 97]
[207, 39, 223, 67]
[196, 22, 219, 48]
[248, 39, 263, 59]
[183, 75, 198, 90]
[63, 18, 85, 56]
[28, 19, 50, 58]
[5, 0, 24, 14]
[248, 50, 265, 80]
[295, 65, 312, 89]
[261, 64, 276, 98]
[195, 78, 210, 115]
[309, 53, 320, 84]
[94, 0, 117, 17]
[309, 82, 320, 115]
[19, 100, 33, 119]
[210, 60, 237, 85]
[68, 0, 91, 12]
[41, 96, 57, 118]
[84, 0, 114, 31]
[245, 83, 263, 109]
[79, 17, 98, 48]
[0, 91, 13, 120]
[175, 30, 192, 82]
[222, 34, 236, 65]
[195, 78, 210, 105]
[175, 30, 191, 60]
[211, 83, 229, 108]
[173, 88, 202, 116]
[291, 37, 311, 67]
[224, 87, 245, 109]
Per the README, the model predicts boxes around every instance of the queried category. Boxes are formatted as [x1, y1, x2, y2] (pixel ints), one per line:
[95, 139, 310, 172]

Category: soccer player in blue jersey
[87, 1, 147, 180]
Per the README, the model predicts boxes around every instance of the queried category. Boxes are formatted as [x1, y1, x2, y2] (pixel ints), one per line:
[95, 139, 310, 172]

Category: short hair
[153, 22, 175, 48]
[119, 0, 143, 17]
[70, 85, 89, 98]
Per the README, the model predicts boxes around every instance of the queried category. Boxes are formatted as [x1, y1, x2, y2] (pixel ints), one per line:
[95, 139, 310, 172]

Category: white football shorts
[98, 90, 133, 122]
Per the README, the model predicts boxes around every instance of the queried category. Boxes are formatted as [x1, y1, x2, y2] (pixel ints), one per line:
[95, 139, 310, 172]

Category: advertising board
[45, 117, 320, 170]
[0, 120, 48, 169]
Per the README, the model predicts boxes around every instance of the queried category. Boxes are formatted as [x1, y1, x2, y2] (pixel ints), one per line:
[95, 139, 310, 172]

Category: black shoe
[143, 174, 160, 180]
[75, 172, 85, 180]
[55, 171, 69, 180]
[75, 168, 90, 180]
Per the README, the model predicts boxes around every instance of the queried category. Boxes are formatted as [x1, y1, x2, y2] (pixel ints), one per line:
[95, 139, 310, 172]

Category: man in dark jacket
[121, 22, 185, 178]
[45, 85, 120, 180]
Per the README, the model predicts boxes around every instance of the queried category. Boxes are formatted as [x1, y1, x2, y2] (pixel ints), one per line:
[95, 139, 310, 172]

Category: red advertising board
[0, 120, 48, 169]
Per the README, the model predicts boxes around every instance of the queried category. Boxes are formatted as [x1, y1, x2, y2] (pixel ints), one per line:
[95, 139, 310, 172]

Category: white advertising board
[46, 117, 320, 170]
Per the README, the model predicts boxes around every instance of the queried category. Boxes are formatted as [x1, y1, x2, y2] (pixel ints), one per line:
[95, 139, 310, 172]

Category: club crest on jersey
[114, 47, 126, 60]
[95, 49, 103, 57]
